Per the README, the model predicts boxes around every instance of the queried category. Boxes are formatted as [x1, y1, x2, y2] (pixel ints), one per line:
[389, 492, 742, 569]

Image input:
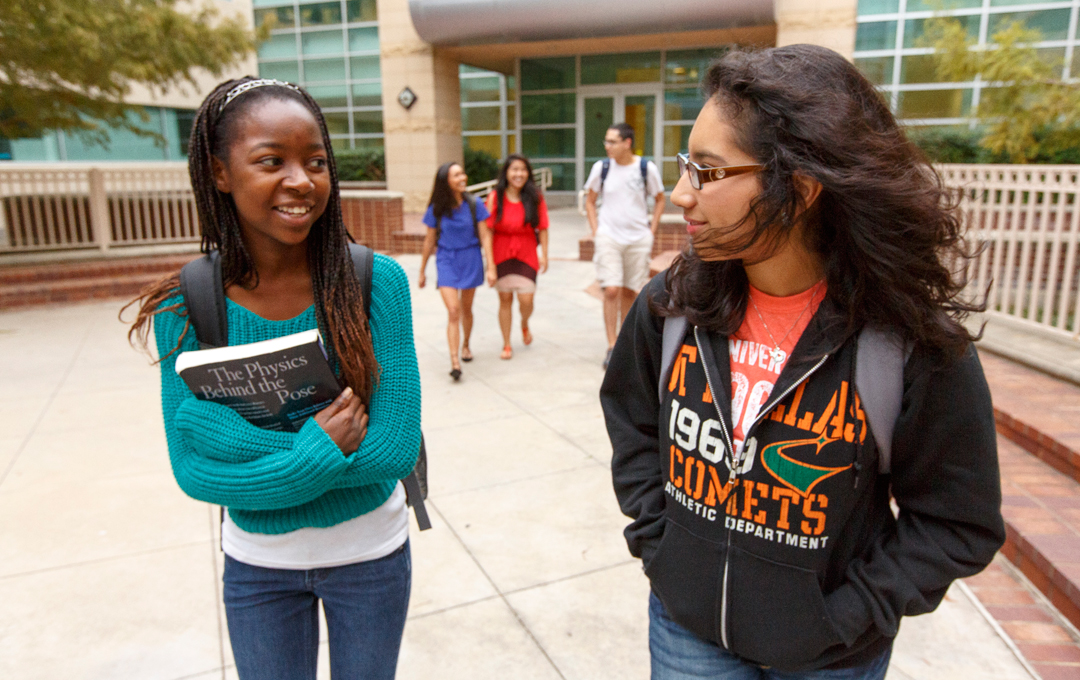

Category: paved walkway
[0, 211, 1052, 679]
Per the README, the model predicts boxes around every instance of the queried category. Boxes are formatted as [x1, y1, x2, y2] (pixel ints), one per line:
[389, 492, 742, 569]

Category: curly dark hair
[125, 76, 379, 400]
[663, 44, 981, 358]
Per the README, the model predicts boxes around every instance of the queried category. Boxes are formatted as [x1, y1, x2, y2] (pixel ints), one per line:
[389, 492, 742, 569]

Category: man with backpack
[584, 122, 666, 369]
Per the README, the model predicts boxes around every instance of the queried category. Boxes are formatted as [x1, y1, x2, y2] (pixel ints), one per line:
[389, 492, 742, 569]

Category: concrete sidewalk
[0, 210, 1039, 679]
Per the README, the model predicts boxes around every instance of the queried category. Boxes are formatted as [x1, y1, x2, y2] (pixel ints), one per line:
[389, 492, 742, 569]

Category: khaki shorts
[594, 232, 653, 292]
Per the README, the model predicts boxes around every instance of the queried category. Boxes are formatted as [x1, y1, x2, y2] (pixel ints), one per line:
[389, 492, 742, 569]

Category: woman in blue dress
[418, 161, 493, 380]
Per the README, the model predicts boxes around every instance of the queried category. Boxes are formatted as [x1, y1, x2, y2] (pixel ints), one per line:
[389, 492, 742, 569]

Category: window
[856, 21, 898, 51]
[258, 33, 298, 59]
[855, 56, 895, 85]
[304, 58, 346, 82]
[580, 52, 661, 84]
[520, 93, 575, 125]
[665, 48, 725, 85]
[302, 29, 344, 56]
[300, 2, 342, 26]
[520, 57, 575, 91]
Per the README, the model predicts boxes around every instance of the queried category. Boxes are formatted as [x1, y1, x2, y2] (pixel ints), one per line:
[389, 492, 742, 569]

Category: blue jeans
[649, 591, 891, 680]
[223, 541, 411, 680]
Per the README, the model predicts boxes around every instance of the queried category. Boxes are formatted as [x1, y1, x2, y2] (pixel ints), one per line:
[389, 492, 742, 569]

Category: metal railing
[942, 164, 1080, 339]
[466, 167, 552, 198]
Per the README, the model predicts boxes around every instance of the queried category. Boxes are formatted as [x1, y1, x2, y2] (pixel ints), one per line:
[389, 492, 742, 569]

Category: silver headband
[220, 79, 300, 112]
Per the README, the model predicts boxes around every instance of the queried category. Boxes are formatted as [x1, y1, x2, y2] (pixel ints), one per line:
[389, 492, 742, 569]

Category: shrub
[464, 146, 499, 185]
[907, 127, 1080, 164]
[335, 147, 385, 181]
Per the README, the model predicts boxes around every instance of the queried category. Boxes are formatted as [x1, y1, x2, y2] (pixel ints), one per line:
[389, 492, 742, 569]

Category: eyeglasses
[676, 153, 762, 190]
[603, 139, 624, 146]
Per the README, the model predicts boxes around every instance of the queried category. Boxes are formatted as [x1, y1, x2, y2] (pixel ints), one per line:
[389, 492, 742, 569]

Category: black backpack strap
[347, 243, 432, 531]
[640, 157, 650, 202]
[348, 243, 374, 315]
[600, 158, 610, 195]
[179, 250, 227, 349]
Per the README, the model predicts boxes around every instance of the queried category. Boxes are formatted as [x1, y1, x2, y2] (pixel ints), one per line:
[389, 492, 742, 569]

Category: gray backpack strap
[179, 250, 227, 349]
[855, 327, 912, 474]
[347, 243, 374, 315]
[659, 316, 689, 403]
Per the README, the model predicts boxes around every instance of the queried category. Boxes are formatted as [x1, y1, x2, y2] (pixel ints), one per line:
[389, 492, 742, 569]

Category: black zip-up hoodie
[602, 274, 1005, 672]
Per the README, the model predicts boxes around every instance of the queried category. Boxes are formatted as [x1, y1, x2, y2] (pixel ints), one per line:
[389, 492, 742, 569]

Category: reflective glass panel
[904, 15, 978, 48]
[354, 137, 383, 150]
[461, 77, 501, 103]
[855, 21, 897, 51]
[900, 54, 940, 84]
[304, 58, 347, 82]
[351, 82, 382, 106]
[352, 109, 383, 134]
[346, 0, 377, 22]
[258, 33, 298, 59]
[255, 6, 295, 29]
[584, 97, 613, 169]
[521, 129, 575, 158]
[520, 57, 575, 91]
[580, 52, 661, 84]
[300, 2, 342, 26]
[462, 106, 501, 131]
[989, 9, 1070, 42]
[324, 111, 350, 135]
[259, 60, 301, 83]
[663, 124, 692, 157]
[897, 88, 972, 118]
[856, 0, 898, 14]
[625, 95, 655, 158]
[665, 48, 724, 85]
[855, 56, 894, 85]
[302, 30, 344, 56]
[536, 162, 576, 191]
[349, 26, 379, 52]
[307, 83, 348, 107]
[349, 55, 380, 79]
[520, 93, 575, 125]
[664, 88, 703, 121]
[464, 135, 501, 157]
[906, 0, 979, 10]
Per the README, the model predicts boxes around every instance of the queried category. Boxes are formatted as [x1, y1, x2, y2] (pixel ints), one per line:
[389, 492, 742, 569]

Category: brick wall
[340, 190, 405, 253]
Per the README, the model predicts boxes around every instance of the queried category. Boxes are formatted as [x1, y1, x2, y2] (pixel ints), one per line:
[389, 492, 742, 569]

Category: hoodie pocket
[644, 521, 723, 645]
[725, 545, 844, 670]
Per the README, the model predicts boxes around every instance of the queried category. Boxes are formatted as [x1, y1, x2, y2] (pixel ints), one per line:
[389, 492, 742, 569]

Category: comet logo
[760, 435, 851, 498]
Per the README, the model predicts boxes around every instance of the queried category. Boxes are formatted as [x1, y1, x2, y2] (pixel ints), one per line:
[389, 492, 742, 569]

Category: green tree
[921, 15, 1080, 162]
[0, 0, 261, 143]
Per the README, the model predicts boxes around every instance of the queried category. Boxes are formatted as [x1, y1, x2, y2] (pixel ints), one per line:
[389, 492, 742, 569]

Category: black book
[174, 329, 342, 432]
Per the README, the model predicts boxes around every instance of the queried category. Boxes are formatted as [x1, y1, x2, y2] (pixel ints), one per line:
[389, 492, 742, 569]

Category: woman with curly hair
[602, 45, 1004, 679]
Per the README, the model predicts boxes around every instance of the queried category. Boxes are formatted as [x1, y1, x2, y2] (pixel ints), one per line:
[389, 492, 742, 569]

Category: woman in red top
[484, 154, 549, 359]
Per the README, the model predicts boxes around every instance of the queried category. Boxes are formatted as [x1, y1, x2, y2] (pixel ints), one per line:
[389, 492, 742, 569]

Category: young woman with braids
[483, 154, 549, 360]
[601, 45, 1005, 679]
[127, 77, 420, 680]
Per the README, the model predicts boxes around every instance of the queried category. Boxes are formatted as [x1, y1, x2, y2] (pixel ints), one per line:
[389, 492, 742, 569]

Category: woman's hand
[487, 264, 498, 287]
[418, 270, 427, 288]
[539, 255, 549, 274]
[314, 387, 368, 456]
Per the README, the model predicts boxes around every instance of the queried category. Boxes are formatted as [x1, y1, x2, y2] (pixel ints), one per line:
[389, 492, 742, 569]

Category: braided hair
[126, 76, 379, 400]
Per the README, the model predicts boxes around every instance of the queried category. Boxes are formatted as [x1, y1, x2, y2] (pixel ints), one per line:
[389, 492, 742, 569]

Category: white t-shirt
[222, 482, 409, 570]
[584, 157, 665, 245]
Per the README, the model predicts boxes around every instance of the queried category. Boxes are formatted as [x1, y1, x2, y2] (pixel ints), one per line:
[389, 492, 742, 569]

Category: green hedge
[335, 148, 386, 181]
[908, 127, 1080, 164]
[464, 146, 500, 184]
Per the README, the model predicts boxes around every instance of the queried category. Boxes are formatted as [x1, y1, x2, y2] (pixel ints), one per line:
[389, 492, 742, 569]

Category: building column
[774, 0, 859, 60]
[376, 0, 462, 213]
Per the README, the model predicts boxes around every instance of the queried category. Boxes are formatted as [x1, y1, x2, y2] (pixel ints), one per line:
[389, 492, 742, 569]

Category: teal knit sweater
[154, 254, 421, 535]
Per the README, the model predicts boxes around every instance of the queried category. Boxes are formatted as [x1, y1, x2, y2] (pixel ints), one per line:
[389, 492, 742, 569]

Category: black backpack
[178, 243, 431, 531]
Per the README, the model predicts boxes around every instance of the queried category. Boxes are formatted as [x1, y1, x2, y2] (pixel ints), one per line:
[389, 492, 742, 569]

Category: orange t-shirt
[729, 282, 827, 454]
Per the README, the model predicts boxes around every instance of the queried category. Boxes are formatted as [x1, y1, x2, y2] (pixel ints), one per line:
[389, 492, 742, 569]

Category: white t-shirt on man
[584, 157, 665, 245]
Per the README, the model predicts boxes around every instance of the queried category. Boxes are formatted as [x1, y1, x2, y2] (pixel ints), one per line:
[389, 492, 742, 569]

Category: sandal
[500, 345, 513, 360]
[461, 347, 473, 362]
[522, 326, 533, 346]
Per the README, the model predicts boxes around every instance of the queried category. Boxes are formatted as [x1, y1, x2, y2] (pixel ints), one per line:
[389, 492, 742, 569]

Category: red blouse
[486, 195, 549, 271]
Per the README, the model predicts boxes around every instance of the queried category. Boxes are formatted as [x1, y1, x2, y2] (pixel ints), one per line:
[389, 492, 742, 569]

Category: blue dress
[423, 199, 491, 289]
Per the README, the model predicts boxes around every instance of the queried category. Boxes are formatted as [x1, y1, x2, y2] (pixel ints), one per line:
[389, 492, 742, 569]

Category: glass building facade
[853, 0, 1080, 126]
[517, 49, 723, 191]
[1, 108, 195, 162]
[253, 0, 383, 152]
[460, 66, 517, 160]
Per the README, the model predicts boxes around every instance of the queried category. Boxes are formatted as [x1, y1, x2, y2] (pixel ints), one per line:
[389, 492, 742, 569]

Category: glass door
[578, 87, 661, 188]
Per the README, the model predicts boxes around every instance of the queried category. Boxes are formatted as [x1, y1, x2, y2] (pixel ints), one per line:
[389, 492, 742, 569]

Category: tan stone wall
[774, 0, 859, 60]
[377, 0, 463, 212]
[124, 0, 259, 110]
